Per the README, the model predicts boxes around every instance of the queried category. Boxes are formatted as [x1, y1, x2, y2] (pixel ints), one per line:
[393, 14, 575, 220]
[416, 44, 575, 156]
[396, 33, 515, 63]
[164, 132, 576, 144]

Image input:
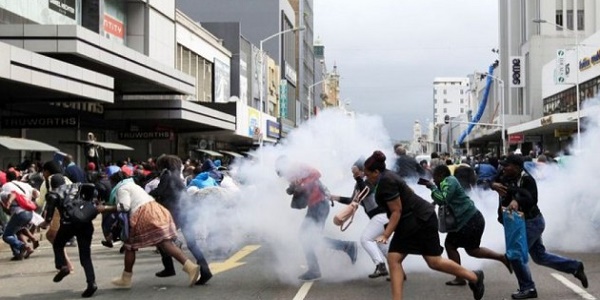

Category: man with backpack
[42, 174, 99, 298]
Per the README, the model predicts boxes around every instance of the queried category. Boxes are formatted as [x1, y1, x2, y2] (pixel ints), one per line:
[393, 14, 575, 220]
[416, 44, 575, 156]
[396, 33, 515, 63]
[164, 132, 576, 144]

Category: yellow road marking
[209, 245, 261, 275]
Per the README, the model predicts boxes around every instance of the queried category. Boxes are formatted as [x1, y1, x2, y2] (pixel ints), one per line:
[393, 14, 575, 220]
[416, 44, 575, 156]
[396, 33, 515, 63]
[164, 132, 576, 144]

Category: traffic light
[444, 115, 450, 124]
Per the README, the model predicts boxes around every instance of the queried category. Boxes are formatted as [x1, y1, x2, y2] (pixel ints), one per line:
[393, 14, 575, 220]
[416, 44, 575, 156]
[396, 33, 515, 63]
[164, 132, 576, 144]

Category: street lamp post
[475, 72, 506, 155]
[258, 27, 305, 115]
[533, 19, 581, 151]
[307, 79, 326, 119]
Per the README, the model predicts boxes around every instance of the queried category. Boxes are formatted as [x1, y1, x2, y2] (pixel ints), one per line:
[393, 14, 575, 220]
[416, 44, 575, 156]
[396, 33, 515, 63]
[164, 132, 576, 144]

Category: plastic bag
[502, 209, 529, 264]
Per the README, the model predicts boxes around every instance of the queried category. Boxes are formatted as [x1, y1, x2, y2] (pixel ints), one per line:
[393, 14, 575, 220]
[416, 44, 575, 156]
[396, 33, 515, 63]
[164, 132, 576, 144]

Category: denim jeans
[510, 214, 581, 291]
[2, 211, 32, 257]
[300, 200, 353, 273]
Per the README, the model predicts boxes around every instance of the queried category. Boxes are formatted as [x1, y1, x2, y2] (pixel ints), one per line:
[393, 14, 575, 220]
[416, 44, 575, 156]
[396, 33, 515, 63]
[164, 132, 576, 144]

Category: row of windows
[433, 98, 465, 104]
[176, 44, 213, 102]
[555, 9, 584, 31]
[543, 77, 600, 115]
[434, 108, 465, 114]
[434, 89, 465, 95]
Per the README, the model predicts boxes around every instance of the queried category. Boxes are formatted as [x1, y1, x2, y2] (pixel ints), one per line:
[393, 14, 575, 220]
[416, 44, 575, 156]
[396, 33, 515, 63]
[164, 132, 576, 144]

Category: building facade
[432, 77, 470, 125]
[0, 1, 247, 166]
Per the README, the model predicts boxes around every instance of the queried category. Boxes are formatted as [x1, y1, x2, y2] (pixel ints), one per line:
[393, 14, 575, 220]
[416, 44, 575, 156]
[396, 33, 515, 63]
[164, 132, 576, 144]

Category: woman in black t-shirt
[363, 150, 485, 300]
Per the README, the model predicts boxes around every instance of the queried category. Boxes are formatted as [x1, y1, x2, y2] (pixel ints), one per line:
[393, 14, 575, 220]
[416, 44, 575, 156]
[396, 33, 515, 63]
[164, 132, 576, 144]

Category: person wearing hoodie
[199, 159, 223, 184]
[276, 157, 358, 281]
[150, 155, 213, 285]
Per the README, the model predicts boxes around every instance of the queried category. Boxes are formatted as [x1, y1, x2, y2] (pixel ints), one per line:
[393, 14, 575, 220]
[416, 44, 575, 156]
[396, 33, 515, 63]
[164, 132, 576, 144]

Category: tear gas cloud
[189, 105, 600, 284]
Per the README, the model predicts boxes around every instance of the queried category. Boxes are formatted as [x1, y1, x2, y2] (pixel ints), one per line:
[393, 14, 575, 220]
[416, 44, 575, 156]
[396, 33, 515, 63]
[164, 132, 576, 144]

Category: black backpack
[56, 183, 99, 223]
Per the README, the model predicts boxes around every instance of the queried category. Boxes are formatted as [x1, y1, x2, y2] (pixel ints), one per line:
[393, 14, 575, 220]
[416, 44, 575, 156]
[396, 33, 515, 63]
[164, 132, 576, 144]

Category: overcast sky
[313, 0, 499, 141]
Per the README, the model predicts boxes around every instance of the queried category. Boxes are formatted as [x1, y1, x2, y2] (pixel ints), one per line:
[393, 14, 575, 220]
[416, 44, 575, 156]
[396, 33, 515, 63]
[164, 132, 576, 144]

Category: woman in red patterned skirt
[97, 172, 200, 288]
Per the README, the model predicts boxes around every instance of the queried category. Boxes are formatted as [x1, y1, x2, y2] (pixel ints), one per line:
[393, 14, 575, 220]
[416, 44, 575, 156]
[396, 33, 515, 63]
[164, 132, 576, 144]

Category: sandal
[445, 278, 467, 286]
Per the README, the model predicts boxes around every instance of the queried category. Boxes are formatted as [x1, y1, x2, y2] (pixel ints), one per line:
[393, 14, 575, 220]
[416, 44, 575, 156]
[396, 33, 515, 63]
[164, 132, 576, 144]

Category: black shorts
[389, 214, 443, 256]
[445, 210, 485, 250]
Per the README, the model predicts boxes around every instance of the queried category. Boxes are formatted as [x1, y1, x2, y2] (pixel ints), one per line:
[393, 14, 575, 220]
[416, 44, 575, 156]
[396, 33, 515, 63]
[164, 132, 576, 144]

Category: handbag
[502, 209, 529, 264]
[437, 203, 457, 233]
[333, 186, 370, 231]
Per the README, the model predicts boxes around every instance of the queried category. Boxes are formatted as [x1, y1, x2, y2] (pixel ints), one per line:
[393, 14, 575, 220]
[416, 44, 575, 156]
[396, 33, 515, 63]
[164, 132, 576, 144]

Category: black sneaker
[298, 270, 321, 281]
[574, 263, 588, 288]
[53, 267, 71, 283]
[368, 263, 388, 278]
[81, 282, 98, 298]
[511, 288, 537, 299]
[195, 268, 213, 285]
[468, 270, 485, 300]
[155, 269, 176, 277]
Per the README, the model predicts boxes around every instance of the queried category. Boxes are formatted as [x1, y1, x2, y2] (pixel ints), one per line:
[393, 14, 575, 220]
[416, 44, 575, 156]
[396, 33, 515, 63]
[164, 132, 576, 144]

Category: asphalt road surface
[0, 228, 597, 300]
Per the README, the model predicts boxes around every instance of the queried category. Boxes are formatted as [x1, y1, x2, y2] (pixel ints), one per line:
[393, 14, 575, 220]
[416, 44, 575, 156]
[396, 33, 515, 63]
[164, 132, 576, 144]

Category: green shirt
[429, 176, 477, 230]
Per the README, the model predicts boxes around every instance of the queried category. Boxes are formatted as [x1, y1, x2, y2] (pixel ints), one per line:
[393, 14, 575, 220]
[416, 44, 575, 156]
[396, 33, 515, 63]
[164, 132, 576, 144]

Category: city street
[0, 225, 597, 300]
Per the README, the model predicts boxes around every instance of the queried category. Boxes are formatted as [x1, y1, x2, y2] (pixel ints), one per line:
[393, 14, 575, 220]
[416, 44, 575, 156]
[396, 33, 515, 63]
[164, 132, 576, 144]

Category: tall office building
[432, 78, 470, 125]
[289, 0, 315, 120]
[177, 0, 300, 135]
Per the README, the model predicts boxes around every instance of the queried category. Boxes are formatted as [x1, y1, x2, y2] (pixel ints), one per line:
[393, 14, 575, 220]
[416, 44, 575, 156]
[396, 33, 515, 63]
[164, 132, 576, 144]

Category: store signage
[104, 14, 125, 39]
[508, 133, 524, 144]
[284, 61, 297, 86]
[279, 79, 288, 119]
[266, 120, 280, 139]
[118, 131, 172, 140]
[554, 128, 574, 138]
[48, 0, 76, 20]
[49, 102, 104, 114]
[540, 116, 553, 126]
[555, 49, 567, 84]
[510, 56, 525, 88]
[1, 116, 78, 128]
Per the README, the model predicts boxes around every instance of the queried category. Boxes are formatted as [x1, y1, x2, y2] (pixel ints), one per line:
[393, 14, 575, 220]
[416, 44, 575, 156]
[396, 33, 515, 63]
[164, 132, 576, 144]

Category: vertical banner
[279, 79, 288, 119]
[510, 56, 525, 88]
[214, 59, 231, 103]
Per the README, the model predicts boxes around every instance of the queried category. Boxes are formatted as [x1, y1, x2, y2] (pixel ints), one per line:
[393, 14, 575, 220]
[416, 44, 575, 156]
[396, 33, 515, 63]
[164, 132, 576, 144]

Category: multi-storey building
[0, 1, 250, 165]
[177, 0, 300, 137]
[432, 78, 470, 125]
[493, 0, 600, 154]
[289, 0, 315, 120]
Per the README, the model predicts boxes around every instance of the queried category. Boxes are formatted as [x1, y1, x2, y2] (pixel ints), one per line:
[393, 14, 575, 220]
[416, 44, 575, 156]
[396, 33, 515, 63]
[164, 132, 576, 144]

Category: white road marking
[551, 273, 596, 300]
[293, 281, 314, 300]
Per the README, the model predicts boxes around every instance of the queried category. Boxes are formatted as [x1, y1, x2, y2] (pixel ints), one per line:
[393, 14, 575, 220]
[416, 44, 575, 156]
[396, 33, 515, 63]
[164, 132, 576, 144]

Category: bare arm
[376, 196, 402, 244]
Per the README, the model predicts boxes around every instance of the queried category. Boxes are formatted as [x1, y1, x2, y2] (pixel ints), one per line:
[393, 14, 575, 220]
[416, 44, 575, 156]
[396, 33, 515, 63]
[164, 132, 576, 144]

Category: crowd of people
[0, 145, 591, 300]
[0, 154, 234, 297]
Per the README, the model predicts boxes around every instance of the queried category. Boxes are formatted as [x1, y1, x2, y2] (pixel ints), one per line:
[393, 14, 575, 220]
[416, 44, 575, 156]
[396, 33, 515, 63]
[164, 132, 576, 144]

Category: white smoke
[189, 104, 600, 284]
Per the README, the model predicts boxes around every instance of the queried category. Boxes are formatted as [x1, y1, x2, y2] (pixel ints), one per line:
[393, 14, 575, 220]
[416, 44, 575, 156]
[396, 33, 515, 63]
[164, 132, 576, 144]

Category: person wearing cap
[491, 154, 588, 299]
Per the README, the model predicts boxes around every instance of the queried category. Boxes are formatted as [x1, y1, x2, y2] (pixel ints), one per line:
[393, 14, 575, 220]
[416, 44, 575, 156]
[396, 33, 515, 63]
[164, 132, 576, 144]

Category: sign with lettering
[48, 0, 76, 20]
[555, 49, 568, 84]
[266, 120, 280, 139]
[104, 14, 125, 39]
[284, 61, 297, 86]
[510, 56, 525, 88]
[118, 131, 172, 140]
[1, 116, 78, 128]
[508, 133, 524, 144]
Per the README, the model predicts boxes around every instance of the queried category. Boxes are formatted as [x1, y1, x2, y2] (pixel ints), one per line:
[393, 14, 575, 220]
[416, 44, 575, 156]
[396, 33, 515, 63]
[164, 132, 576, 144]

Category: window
[567, 10, 573, 30]
[460, 90, 464, 95]
[555, 10, 563, 30]
[443, 89, 447, 95]
[434, 108, 438, 114]
[460, 108, 464, 113]
[460, 98, 464, 104]
[434, 89, 437, 95]
[577, 10, 584, 30]
[443, 108, 447, 113]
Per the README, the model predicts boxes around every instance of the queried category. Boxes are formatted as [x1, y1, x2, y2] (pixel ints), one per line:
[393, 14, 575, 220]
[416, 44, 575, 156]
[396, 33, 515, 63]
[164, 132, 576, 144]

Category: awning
[0, 136, 59, 152]
[219, 150, 244, 158]
[195, 149, 223, 157]
[61, 140, 134, 151]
